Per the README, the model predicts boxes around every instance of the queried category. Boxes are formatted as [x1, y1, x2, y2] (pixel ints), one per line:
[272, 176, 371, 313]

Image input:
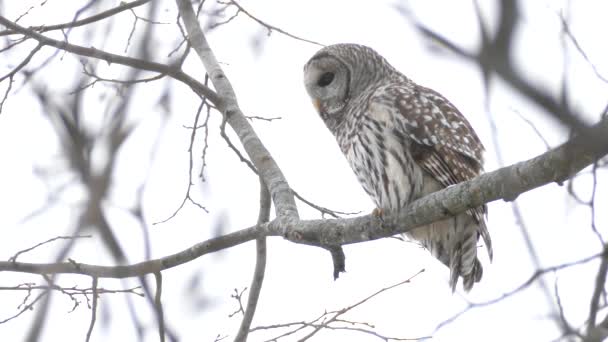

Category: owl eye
[317, 72, 335, 87]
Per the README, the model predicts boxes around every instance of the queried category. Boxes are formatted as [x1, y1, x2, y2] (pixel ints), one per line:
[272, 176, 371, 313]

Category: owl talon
[372, 207, 384, 217]
[372, 208, 385, 224]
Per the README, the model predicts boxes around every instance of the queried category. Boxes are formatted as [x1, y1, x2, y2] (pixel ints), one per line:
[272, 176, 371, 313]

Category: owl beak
[312, 99, 323, 113]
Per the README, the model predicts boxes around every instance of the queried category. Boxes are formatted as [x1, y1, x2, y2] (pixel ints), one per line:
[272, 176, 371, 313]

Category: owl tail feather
[449, 256, 483, 292]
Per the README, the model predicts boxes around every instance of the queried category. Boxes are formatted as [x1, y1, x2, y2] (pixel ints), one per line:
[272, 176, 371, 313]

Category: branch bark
[235, 178, 271, 342]
[1, 115, 606, 278]
[175, 0, 298, 220]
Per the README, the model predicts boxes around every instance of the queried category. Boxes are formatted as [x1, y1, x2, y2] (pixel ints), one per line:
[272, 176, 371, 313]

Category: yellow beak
[312, 99, 322, 113]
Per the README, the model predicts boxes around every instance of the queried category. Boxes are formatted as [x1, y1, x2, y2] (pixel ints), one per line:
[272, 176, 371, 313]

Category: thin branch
[229, 287, 248, 318]
[252, 269, 426, 341]
[511, 109, 552, 150]
[0, 284, 142, 296]
[588, 249, 608, 334]
[245, 115, 282, 122]
[0, 291, 48, 324]
[154, 98, 209, 225]
[554, 277, 582, 338]
[0, 15, 220, 104]
[85, 277, 98, 342]
[0, 0, 153, 37]
[217, 0, 324, 47]
[558, 11, 608, 84]
[154, 272, 166, 342]
[199, 104, 211, 180]
[292, 189, 360, 219]
[220, 114, 258, 175]
[234, 178, 271, 342]
[0, 43, 43, 82]
[9, 235, 92, 262]
[436, 251, 605, 332]
[73, 62, 167, 94]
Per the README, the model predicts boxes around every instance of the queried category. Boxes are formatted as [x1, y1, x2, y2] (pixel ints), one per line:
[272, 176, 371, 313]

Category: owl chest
[341, 124, 424, 211]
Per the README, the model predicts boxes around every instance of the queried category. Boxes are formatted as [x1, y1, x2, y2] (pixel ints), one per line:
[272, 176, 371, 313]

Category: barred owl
[303, 44, 492, 292]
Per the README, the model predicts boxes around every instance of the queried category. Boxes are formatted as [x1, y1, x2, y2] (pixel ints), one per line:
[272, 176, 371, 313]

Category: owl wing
[368, 83, 492, 259]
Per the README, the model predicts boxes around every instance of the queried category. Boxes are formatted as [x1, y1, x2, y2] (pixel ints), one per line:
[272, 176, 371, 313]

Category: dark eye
[317, 72, 335, 87]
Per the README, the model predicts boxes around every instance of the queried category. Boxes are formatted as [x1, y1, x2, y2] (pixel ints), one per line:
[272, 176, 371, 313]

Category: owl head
[303, 44, 398, 124]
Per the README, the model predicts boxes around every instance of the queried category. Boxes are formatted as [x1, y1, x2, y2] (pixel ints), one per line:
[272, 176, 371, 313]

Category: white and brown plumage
[303, 44, 492, 291]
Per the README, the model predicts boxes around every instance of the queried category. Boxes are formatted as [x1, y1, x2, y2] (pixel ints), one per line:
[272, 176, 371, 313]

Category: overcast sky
[1, 1, 607, 341]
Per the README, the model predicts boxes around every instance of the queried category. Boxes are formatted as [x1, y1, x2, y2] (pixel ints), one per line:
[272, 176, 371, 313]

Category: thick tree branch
[175, 0, 298, 220]
[1, 115, 607, 278]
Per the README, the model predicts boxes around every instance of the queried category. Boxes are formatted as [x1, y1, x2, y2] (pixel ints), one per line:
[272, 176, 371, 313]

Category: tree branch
[234, 178, 271, 341]
[174, 0, 298, 220]
[1, 9, 299, 222]
[588, 249, 608, 334]
[409, 0, 596, 137]
[0, 15, 220, 105]
[1, 115, 606, 278]
[0, 0, 152, 37]
[84, 277, 98, 342]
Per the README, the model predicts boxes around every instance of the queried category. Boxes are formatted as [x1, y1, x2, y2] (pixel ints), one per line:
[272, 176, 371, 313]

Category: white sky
[0, 0, 607, 341]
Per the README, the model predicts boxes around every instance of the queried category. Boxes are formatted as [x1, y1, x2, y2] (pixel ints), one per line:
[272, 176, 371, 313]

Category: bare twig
[0, 0, 153, 37]
[588, 248, 608, 334]
[9, 235, 92, 262]
[154, 98, 209, 225]
[0, 16, 220, 104]
[436, 251, 605, 332]
[215, 0, 323, 46]
[85, 277, 98, 342]
[0, 283, 142, 296]
[554, 277, 582, 339]
[252, 269, 426, 341]
[75, 61, 167, 94]
[246, 115, 282, 122]
[229, 287, 248, 318]
[292, 189, 360, 219]
[558, 11, 608, 84]
[220, 114, 259, 175]
[234, 177, 271, 341]
[0, 291, 48, 324]
[0, 43, 43, 83]
[199, 103, 212, 180]
[154, 272, 166, 342]
[511, 109, 552, 150]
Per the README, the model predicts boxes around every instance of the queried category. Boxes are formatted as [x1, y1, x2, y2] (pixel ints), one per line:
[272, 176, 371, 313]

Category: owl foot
[372, 207, 385, 224]
[372, 207, 384, 217]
